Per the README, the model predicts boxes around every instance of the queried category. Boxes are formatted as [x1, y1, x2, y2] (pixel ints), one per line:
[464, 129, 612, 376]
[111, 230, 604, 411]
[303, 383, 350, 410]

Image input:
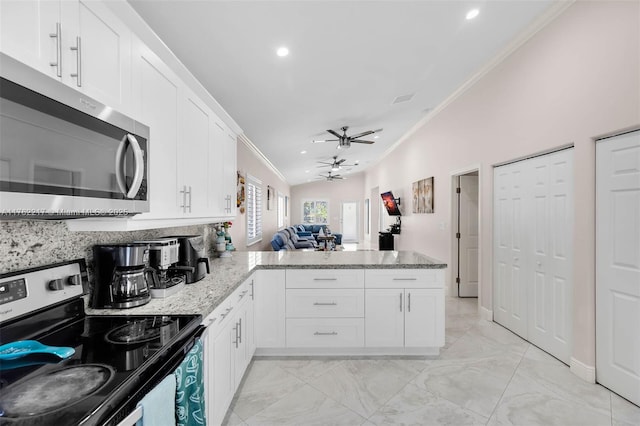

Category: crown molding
[238, 134, 288, 183]
[370, 0, 576, 169]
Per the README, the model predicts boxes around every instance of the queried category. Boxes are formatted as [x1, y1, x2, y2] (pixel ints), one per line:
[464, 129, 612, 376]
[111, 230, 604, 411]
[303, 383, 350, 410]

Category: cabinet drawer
[286, 289, 364, 318]
[365, 269, 443, 289]
[286, 318, 364, 347]
[286, 269, 364, 289]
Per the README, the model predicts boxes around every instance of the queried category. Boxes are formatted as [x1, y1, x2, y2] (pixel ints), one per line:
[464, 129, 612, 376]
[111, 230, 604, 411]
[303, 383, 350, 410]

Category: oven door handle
[115, 133, 144, 199]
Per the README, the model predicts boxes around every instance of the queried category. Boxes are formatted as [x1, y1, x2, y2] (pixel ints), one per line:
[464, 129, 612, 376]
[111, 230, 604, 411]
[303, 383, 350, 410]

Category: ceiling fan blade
[326, 129, 342, 138]
[351, 139, 375, 144]
[312, 139, 339, 143]
[336, 159, 346, 165]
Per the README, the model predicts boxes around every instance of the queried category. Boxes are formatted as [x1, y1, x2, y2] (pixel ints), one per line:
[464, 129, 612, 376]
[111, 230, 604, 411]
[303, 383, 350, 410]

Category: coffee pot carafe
[92, 243, 152, 309]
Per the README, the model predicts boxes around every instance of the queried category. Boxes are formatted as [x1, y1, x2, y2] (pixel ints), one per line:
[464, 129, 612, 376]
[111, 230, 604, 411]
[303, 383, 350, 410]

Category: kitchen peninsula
[88, 250, 446, 425]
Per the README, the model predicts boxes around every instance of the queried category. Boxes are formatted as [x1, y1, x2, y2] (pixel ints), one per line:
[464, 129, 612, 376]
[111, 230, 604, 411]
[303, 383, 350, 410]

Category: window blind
[246, 175, 263, 246]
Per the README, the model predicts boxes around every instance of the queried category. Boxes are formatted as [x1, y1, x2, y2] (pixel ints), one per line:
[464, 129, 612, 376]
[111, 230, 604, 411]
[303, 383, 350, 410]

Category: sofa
[295, 224, 343, 245]
[271, 227, 318, 251]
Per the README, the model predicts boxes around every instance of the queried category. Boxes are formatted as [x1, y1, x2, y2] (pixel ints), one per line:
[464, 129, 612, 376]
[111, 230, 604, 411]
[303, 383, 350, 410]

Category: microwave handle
[115, 134, 145, 199]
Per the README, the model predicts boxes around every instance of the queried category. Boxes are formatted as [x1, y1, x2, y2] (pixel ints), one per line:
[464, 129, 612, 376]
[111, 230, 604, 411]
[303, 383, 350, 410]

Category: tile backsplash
[1, 220, 217, 276]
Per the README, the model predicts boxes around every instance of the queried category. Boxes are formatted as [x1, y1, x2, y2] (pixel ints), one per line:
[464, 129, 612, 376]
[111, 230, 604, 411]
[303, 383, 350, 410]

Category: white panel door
[459, 175, 479, 297]
[493, 162, 528, 338]
[528, 150, 573, 363]
[341, 201, 359, 242]
[596, 130, 640, 406]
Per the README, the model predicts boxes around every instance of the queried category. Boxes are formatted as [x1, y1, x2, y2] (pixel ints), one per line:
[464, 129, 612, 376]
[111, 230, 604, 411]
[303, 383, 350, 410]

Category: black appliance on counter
[379, 232, 395, 251]
[0, 259, 202, 425]
[166, 235, 210, 284]
[92, 243, 154, 309]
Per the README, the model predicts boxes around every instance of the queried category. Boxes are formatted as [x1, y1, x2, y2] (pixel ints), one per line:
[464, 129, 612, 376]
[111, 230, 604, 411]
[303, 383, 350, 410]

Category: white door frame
[450, 164, 482, 305]
[340, 200, 359, 243]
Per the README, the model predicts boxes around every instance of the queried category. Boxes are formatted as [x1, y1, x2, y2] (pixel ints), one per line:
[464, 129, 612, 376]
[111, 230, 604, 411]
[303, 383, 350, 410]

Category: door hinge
[456, 187, 461, 194]
[456, 232, 461, 239]
[456, 277, 460, 284]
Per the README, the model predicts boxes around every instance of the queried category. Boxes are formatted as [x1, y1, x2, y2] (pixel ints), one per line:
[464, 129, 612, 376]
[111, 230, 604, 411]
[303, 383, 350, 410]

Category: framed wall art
[412, 176, 434, 213]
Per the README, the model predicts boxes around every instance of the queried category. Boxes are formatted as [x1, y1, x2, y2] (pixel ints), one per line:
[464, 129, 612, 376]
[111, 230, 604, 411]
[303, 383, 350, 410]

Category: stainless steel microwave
[0, 53, 149, 218]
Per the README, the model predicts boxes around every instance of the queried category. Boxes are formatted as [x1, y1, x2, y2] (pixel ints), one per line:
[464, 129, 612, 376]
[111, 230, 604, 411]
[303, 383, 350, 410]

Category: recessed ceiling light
[305, 170, 310, 173]
[374, 135, 379, 139]
[276, 47, 289, 57]
[300, 150, 307, 154]
[466, 9, 479, 20]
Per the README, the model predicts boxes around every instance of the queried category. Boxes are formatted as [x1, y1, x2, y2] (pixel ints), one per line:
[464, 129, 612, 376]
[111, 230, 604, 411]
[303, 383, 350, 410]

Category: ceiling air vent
[391, 93, 415, 105]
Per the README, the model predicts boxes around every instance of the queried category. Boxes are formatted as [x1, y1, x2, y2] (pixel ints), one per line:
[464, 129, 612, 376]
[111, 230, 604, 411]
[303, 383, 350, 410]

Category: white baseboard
[480, 306, 493, 321]
[570, 357, 596, 383]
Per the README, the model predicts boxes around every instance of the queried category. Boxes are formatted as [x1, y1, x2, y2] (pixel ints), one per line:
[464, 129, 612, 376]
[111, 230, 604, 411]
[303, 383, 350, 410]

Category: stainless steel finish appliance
[0, 53, 149, 218]
[0, 259, 202, 425]
[166, 235, 210, 284]
[92, 244, 152, 309]
[135, 238, 187, 299]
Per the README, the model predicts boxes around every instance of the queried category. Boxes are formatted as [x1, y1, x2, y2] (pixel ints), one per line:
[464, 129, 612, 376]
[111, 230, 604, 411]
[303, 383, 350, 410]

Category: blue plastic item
[0, 340, 75, 361]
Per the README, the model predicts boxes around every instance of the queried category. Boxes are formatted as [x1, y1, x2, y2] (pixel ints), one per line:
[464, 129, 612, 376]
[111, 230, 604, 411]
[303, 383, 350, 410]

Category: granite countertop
[86, 250, 446, 319]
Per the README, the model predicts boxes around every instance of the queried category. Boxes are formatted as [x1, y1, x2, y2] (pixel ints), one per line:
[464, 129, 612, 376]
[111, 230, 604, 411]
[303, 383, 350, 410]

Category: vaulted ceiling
[129, 0, 558, 185]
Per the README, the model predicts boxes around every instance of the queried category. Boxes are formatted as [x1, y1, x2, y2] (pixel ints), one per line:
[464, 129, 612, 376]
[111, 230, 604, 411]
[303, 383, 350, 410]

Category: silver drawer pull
[393, 278, 417, 281]
[314, 331, 338, 336]
[313, 302, 337, 306]
[220, 307, 233, 319]
[313, 278, 338, 281]
[239, 290, 248, 299]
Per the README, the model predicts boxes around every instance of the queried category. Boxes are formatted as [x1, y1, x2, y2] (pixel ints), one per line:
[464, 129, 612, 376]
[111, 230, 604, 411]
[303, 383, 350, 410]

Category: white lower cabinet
[204, 276, 254, 426]
[254, 270, 286, 348]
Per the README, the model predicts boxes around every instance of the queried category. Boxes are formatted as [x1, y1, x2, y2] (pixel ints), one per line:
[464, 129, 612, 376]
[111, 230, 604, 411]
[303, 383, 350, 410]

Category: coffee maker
[166, 235, 210, 284]
[92, 243, 152, 309]
[135, 238, 187, 298]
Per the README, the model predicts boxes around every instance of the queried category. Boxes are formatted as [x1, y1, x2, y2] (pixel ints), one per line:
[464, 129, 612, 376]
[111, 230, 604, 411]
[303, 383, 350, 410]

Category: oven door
[104, 326, 206, 426]
[0, 53, 149, 218]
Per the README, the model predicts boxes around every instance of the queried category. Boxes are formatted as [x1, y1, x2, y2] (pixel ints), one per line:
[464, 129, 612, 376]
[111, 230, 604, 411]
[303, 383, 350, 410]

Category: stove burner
[105, 317, 176, 345]
[0, 364, 113, 418]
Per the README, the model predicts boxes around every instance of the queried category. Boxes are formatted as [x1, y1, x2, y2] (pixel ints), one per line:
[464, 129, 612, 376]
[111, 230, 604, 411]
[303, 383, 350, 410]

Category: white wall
[290, 172, 365, 239]
[363, 1, 639, 368]
[230, 139, 291, 251]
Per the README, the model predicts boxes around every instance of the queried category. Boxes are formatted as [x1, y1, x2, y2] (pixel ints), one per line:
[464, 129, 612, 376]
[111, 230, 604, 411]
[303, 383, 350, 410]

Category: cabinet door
[178, 90, 210, 217]
[212, 319, 235, 426]
[405, 289, 444, 347]
[61, 1, 132, 114]
[365, 289, 404, 347]
[0, 0, 60, 78]
[207, 119, 227, 217]
[254, 270, 286, 348]
[233, 305, 248, 386]
[222, 129, 237, 217]
[131, 39, 179, 219]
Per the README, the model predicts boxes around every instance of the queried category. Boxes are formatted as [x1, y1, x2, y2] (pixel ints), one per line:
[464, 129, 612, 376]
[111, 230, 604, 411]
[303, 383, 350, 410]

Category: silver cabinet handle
[313, 331, 337, 336]
[70, 36, 81, 87]
[408, 292, 411, 312]
[313, 302, 337, 306]
[220, 306, 233, 319]
[238, 318, 242, 343]
[313, 278, 337, 281]
[400, 292, 403, 312]
[233, 322, 239, 348]
[180, 185, 188, 212]
[239, 290, 248, 300]
[250, 280, 254, 300]
[187, 186, 192, 213]
[114, 134, 144, 199]
[49, 22, 62, 77]
[393, 278, 417, 281]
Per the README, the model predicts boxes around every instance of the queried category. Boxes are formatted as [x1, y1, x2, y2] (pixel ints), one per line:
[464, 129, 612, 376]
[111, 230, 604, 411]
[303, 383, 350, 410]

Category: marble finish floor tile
[307, 359, 420, 418]
[244, 384, 366, 426]
[441, 321, 529, 361]
[611, 393, 640, 426]
[222, 411, 246, 426]
[269, 358, 346, 382]
[368, 382, 488, 425]
[488, 368, 612, 426]
[230, 360, 306, 420]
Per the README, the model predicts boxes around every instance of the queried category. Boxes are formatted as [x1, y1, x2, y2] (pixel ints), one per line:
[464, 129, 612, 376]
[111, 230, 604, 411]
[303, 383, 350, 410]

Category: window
[302, 199, 329, 224]
[246, 175, 262, 246]
[277, 192, 285, 228]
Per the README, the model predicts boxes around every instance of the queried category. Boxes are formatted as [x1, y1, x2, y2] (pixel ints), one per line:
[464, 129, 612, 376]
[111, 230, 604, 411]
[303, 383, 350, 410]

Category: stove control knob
[67, 274, 82, 286]
[48, 279, 64, 291]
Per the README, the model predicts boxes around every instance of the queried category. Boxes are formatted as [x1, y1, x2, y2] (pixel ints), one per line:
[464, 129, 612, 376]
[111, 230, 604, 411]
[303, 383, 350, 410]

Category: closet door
[528, 150, 573, 363]
[596, 131, 640, 406]
[493, 162, 528, 338]
[493, 148, 574, 363]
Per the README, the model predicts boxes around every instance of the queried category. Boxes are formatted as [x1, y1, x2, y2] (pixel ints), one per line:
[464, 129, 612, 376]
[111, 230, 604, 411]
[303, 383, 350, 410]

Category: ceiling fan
[312, 126, 382, 149]
[317, 171, 344, 181]
[317, 155, 359, 171]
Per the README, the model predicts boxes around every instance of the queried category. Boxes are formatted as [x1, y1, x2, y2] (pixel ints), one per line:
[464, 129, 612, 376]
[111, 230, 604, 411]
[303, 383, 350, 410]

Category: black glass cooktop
[0, 309, 200, 426]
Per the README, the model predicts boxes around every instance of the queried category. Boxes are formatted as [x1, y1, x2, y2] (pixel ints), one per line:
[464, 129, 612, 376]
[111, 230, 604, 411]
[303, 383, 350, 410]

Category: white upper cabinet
[1, 0, 133, 115]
